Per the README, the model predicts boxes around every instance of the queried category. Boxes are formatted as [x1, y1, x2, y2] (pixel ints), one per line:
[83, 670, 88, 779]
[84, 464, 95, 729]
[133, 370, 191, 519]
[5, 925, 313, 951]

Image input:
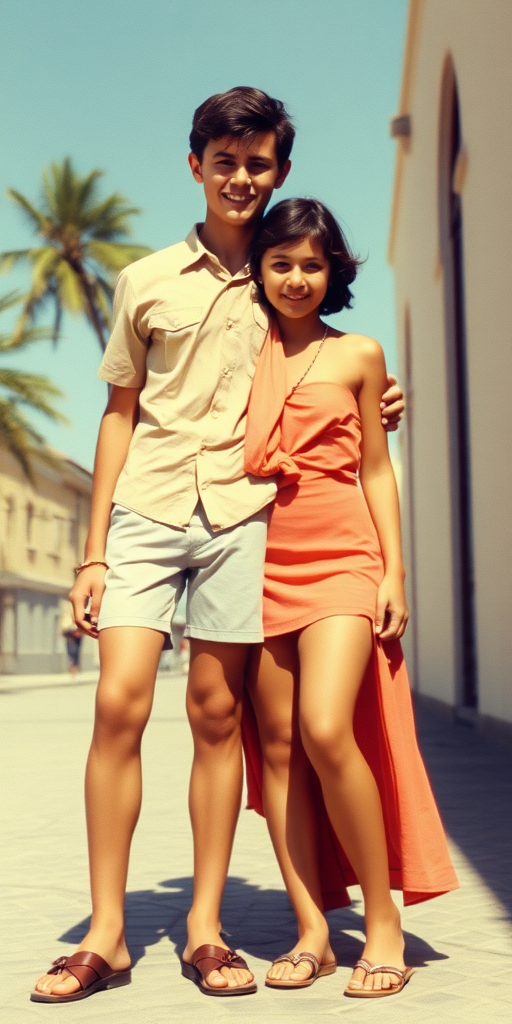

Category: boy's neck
[199, 210, 257, 277]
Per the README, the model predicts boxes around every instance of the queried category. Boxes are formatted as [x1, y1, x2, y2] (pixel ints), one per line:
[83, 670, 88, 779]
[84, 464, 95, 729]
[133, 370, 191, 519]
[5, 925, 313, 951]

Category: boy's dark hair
[190, 87, 295, 168]
[249, 198, 363, 315]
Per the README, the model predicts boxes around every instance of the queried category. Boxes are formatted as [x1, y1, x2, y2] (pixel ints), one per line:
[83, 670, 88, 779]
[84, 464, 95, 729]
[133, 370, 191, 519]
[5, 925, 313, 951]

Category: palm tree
[0, 158, 152, 352]
[0, 291, 67, 480]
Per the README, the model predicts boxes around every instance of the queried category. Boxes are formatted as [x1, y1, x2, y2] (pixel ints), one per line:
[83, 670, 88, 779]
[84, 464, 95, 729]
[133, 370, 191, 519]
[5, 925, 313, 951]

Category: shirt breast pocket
[149, 307, 203, 373]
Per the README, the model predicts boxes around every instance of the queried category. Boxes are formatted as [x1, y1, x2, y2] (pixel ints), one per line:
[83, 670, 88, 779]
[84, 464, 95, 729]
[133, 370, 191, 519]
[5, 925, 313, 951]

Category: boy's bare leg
[183, 639, 254, 990]
[33, 626, 165, 998]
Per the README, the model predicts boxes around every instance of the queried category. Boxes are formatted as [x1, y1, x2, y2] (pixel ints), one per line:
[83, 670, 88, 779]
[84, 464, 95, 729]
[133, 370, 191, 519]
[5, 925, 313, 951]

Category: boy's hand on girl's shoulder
[381, 374, 405, 431]
[375, 574, 408, 641]
[69, 566, 107, 638]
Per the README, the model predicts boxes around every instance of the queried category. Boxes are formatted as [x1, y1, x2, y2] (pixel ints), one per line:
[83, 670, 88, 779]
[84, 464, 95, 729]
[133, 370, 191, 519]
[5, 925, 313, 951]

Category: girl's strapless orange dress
[242, 324, 458, 908]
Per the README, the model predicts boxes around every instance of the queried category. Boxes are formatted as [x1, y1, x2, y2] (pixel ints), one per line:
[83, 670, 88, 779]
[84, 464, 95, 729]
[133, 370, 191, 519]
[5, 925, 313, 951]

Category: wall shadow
[415, 702, 512, 917]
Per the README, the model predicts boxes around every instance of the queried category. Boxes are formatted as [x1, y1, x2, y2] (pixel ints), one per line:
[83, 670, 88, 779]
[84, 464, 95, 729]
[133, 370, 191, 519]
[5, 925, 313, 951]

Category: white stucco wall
[391, 0, 512, 722]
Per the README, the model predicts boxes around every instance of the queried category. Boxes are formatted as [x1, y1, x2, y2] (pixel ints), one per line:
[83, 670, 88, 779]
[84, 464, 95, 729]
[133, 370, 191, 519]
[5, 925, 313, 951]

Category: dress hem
[264, 606, 375, 637]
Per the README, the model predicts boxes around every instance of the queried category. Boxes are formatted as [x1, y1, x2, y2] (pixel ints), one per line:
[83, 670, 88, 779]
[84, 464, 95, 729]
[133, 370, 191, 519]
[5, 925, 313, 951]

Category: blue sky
[0, 0, 408, 470]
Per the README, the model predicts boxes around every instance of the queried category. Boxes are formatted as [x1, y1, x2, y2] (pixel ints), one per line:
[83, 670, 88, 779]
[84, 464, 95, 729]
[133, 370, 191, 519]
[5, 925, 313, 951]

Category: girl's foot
[346, 907, 405, 995]
[266, 926, 334, 985]
[33, 928, 130, 1000]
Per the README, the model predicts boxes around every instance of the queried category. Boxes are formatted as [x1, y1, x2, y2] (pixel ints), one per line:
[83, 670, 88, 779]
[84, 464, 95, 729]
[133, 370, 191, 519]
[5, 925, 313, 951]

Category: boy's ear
[188, 152, 203, 183]
[274, 159, 292, 190]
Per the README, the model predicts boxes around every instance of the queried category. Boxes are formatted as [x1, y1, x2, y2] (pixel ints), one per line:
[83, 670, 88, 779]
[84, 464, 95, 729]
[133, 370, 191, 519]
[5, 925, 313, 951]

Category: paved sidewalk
[1, 671, 510, 1023]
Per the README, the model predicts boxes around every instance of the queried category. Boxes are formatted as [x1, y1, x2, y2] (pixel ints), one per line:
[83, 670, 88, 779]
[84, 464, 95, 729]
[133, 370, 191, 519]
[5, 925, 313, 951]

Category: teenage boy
[32, 87, 404, 1003]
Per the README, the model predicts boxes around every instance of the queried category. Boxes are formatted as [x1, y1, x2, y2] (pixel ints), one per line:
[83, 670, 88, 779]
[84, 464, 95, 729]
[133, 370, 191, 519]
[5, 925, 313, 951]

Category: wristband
[74, 560, 109, 576]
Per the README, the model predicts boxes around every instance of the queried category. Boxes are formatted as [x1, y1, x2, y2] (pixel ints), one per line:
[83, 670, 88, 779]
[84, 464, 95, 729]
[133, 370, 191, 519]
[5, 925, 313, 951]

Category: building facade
[389, 0, 512, 737]
[0, 447, 96, 674]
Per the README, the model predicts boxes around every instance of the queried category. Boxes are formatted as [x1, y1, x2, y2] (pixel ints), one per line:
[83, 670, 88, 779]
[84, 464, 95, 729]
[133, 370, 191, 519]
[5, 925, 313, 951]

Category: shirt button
[226, 321, 233, 330]
[211, 409, 220, 418]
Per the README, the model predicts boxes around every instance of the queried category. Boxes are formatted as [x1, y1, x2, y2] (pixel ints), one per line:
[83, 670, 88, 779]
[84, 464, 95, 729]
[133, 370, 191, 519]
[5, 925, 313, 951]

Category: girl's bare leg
[298, 616, 405, 994]
[34, 626, 165, 998]
[183, 640, 254, 991]
[247, 637, 334, 983]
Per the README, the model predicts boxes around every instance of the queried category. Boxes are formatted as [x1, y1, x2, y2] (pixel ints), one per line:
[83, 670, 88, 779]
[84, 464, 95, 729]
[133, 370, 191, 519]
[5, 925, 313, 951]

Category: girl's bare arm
[69, 385, 141, 636]
[356, 339, 408, 640]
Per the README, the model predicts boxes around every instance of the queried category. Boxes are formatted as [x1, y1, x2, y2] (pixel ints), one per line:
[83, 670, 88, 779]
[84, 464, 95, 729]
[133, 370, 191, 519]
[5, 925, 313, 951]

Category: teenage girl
[242, 198, 457, 997]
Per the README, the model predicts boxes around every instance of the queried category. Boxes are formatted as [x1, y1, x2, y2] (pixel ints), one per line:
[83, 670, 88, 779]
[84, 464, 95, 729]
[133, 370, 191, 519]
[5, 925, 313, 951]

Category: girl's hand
[375, 574, 409, 640]
[69, 565, 107, 638]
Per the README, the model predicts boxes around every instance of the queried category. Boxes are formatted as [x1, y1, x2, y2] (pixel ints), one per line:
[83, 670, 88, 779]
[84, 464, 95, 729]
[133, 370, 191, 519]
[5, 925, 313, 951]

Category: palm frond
[93, 283, 113, 329]
[54, 260, 88, 315]
[0, 368, 67, 420]
[0, 249, 35, 274]
[0, 399, 46, 480]
[0, 290, 23, 313]
[29, 246, 61, 297]
[0, 399, 65, 481]
[86, 239, 152, 273]
[0, 323, 53, 352]
[77, 168, 104, 216]
[6, 189, 47, 230]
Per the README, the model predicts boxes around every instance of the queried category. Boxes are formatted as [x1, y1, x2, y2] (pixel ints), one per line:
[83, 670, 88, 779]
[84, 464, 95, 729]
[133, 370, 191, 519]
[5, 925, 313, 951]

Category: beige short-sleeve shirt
[98, 226, 276, 531]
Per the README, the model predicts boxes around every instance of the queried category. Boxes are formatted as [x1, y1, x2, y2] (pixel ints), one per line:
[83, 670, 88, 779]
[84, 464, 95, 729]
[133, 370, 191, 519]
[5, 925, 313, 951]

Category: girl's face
[259, 237, 330, 320]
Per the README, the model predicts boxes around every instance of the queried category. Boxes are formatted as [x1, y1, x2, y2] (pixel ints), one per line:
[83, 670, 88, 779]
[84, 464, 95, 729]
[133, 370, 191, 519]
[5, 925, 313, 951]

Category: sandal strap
[272, 951, 320, 976]
[367, 964, 407, 980]
[353, 958, 372, 975]
[191, 944, 250, 978]
[47, 952, 113, 992]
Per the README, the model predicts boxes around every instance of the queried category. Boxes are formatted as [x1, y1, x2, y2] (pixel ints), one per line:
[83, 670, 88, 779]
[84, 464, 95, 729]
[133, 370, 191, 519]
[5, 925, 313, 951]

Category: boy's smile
[189, 133, 290, 229]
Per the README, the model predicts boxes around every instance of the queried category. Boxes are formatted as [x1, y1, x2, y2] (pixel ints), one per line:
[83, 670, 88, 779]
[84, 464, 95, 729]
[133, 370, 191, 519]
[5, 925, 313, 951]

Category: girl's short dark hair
[190, 87, 295, 169]
[249, 198, 363, 315]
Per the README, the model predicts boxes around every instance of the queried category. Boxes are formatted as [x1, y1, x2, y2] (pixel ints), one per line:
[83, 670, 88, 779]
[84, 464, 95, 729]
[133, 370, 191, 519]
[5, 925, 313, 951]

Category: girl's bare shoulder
[337, 332, 383, 356]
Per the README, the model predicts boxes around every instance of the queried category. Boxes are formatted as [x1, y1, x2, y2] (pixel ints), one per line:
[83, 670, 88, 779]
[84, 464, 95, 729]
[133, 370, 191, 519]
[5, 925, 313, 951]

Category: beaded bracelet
[74, 560, 110, 577]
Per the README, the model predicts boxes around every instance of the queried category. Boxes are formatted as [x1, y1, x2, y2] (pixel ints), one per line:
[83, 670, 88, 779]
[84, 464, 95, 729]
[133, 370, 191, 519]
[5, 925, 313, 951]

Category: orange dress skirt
[242, 324, 458, 908]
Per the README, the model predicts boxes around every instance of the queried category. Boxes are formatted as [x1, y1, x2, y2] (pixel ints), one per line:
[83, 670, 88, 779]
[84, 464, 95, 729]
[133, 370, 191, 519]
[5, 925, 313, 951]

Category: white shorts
[97, 502, 268, 647]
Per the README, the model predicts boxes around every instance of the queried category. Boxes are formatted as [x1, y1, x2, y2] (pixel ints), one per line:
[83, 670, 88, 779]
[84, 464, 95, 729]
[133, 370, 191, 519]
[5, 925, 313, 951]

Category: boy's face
[189, 133, 290, 228]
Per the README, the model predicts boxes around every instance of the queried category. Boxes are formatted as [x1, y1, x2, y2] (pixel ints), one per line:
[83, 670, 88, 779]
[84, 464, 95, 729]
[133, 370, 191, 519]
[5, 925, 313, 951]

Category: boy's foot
[265, 927, 334, 985]
[32, 932, 131, 1000]
[183, 931, 254, 992]
[345, 909, 406, 995]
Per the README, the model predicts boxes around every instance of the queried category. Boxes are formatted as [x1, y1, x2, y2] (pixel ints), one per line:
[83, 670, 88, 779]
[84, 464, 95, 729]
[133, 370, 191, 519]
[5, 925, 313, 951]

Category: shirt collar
[183, 225, 251, 280]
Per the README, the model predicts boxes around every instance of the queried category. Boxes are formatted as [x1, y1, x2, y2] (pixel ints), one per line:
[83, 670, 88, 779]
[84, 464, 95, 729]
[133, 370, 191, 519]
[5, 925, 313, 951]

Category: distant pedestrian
[60, 606, 82, 680]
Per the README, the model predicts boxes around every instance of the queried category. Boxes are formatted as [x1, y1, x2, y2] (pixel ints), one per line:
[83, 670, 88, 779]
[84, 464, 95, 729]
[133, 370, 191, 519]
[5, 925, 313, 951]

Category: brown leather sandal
[344, 958, 414, 998]
[181, 944, 257, 996]
[265, 951, 337, 988]
[30, 952, 132, 1003]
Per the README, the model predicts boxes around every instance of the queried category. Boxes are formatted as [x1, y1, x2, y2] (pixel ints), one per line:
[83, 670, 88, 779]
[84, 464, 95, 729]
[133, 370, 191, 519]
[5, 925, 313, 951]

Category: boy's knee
[187, 683, 240, 744]
[95, 675, 151, 734]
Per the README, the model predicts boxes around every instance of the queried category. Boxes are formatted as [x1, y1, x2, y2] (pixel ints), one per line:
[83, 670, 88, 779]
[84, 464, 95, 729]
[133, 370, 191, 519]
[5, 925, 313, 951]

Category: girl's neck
[275, 310, 326, 349]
